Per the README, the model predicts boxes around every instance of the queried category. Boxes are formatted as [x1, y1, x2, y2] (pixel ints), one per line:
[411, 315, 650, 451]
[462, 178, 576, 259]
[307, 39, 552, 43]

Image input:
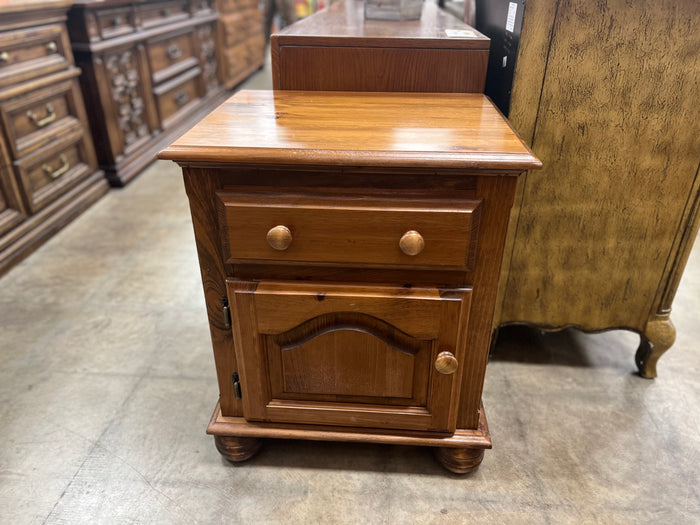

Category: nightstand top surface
[273, 0, 489, 49]
[160, 90, 541, 172]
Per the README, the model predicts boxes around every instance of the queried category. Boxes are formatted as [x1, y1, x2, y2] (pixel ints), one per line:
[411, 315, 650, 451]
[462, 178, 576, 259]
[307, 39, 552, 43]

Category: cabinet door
[228, 280, 472, 433]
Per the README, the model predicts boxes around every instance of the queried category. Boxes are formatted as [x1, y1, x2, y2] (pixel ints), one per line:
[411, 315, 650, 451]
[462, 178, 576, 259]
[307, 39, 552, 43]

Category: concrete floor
[1, 66, 699, 525]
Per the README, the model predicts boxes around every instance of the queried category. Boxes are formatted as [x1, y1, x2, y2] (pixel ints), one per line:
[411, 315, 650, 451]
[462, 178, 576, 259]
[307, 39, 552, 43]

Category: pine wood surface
[497, 0, 700, 334]
[160, 90, 541, 172]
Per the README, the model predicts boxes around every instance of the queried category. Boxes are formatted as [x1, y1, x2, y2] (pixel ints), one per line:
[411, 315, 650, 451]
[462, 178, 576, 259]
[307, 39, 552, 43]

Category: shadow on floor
[490, 325, 641, 369]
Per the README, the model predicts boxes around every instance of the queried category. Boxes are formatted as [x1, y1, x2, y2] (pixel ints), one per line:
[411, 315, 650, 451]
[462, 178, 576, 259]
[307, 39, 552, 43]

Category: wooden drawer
[95, 7, 135, 40]
[137, 1, 190, 30]
[147, 31, 198, 85]
[228, 280, 471, 432]
[0, 75, 85, 160]
[0, 24, 71, 88]
[153, 68, 202, 129]
[15, 130, 95, 213]
[222, 41, 250, 77]
[220, 10, 261, 47]
[218, 194, 481, 269]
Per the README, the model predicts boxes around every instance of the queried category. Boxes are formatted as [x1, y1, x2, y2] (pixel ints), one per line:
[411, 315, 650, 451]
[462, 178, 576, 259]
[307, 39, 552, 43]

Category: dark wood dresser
[0, 1, 108, 277]
[271, 0, 490, 92]
[67, 0, 228, 186]
[159, 90, 541, 473]
[216, 0, 266, 89]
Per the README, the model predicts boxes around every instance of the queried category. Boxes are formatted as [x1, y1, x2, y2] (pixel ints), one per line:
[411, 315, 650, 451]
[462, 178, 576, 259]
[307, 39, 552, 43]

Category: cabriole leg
[636, 316, 676, 379]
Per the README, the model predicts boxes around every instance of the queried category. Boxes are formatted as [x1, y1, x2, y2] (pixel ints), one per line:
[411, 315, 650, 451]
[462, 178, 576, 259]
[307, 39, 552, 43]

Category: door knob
[267, 225, 292, 250]
[399, 230, 424, 256]
[435, 351, 458, 375]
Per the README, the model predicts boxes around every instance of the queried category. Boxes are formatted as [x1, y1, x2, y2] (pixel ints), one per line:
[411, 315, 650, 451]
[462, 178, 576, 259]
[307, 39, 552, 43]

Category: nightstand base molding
[207, 402, 492, 472]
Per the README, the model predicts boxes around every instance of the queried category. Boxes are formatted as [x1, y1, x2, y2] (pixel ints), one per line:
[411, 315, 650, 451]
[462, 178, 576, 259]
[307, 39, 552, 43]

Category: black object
[474, 0, 525, 116]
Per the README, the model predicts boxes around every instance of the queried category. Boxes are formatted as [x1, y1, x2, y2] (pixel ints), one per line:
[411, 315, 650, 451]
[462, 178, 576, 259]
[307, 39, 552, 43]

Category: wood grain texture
[216, 0, 264, 90]
[214, 435, 262, 462]
[159, 90, 541, 172]
[227, 280, 472, 432]
[218, 193, 481, 269]
[434, 446, 484, 474]
[498, 0, 700, 343]
[275, 46, 489, 93]
[207, 401, 492, 449]
[182, 167, 243, 416]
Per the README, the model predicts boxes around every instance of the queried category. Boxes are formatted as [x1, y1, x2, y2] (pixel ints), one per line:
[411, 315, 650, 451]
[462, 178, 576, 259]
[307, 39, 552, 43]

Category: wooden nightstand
[159, 90, 540, 473]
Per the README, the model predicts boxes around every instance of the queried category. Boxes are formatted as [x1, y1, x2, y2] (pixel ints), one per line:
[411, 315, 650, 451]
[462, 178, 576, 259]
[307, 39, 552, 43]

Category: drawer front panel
[1, 78, 84, 159]
[95, 7, 135, 40]
[154, 69, 202, 129]
[219, 195, 481, 269]
[220, 10, 262, 46]
[16, 131, 94, 213]
[147, 31, 198, 84]
[228, 281, 472, 432]
[0, 164, 26, 238]
[137, 1, 190, 29]
[0, 25, 70, 87]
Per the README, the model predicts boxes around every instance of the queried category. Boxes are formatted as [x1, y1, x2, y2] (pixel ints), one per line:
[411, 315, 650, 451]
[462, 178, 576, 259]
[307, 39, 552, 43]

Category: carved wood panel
[104, 48, 151, 154]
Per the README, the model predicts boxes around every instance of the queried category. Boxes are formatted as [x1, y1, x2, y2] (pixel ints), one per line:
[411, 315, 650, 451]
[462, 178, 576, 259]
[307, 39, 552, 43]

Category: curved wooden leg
[434, 447, 485, 474]
[636, 316, 676, 379]
[214, 435, 263, 463]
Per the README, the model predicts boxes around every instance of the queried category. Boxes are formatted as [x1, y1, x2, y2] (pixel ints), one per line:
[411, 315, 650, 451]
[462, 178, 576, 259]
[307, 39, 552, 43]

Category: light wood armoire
[492, 0, 700, 378]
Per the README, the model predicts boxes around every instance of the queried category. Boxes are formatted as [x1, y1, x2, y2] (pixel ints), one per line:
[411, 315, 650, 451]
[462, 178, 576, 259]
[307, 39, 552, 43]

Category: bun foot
[434, 446, 485, 474]
[214, 435, 263, 463]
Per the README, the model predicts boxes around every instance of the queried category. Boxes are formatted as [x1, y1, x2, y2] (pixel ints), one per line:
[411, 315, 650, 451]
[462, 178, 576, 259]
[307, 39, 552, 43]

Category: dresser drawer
[0, 24, 71, 87]
[218, 195, 481, 269]
[137, 1, 190, 30]
[1, 75, 85, 159]
[220, 10, 261, 47]
[153, 69, 202, 129]
[95, 7, 135, 40]
[15, 130, 95, 213]
[147, 31, 198, 85]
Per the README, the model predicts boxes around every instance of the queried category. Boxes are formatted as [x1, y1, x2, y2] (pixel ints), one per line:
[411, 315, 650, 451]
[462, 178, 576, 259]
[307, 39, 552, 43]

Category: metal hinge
[232, 372, 242, 399]
[221, 297, 231, 329]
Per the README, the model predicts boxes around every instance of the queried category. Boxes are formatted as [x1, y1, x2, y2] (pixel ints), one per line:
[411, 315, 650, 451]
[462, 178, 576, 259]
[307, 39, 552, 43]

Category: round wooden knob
[435, 351, 458, 375]
[266, 225, 292, 250]
[399, 230, 425, 256]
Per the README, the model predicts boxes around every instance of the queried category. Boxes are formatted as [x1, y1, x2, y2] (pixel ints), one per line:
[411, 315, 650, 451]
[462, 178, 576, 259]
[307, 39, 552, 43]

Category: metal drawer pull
[174, 90, 189, 106]
[27, 103, 57, 127]
[0, 51, 9, 63]
[46, 41, 58, 53]
[266, 225, 292, 250]
[435, 351, 458, 375]
[167, 44, 183, 60]
[42, 154, 70, 179]
[113, 16, 124, 27]
[399, 230, 425, 256]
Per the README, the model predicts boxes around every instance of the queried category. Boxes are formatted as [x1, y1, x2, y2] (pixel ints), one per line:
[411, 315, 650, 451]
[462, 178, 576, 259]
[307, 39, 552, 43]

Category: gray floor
[1, 66, 699, 525]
